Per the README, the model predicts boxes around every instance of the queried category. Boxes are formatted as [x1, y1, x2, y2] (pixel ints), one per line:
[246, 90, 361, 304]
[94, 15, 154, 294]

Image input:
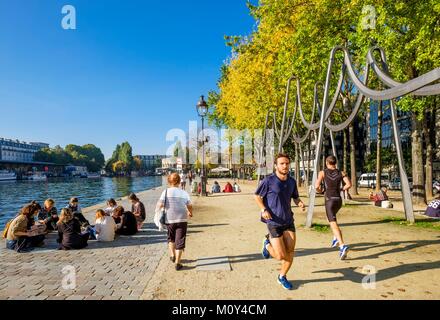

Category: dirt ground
[143, 179, 440, 300]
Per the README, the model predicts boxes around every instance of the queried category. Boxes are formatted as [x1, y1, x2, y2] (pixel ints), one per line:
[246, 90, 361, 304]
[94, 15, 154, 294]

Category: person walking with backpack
[158, 173, 193, 270]
[255, 153, 305, 290]
[315, 155, 352, 260]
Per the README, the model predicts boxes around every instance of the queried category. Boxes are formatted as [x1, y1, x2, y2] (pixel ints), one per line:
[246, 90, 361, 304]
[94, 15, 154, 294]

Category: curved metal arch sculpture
[272, 46, 440, 227]
[305, 46, 439, 227]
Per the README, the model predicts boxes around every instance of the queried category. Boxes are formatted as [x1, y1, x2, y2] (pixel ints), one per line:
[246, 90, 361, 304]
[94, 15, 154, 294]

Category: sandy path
[144, 179, 440, 300]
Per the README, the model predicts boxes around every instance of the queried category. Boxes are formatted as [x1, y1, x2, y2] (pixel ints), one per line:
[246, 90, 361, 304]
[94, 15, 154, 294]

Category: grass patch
[381, 216, 440, 231]
[307, 223, 331, 233]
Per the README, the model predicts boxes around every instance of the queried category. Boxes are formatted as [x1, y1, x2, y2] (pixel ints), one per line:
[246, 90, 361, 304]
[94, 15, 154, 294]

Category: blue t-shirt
[255, 174, 299, 226]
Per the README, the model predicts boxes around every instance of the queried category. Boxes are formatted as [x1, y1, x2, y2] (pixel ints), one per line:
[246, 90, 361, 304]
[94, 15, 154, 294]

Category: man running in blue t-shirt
[255, 153, 305, 290]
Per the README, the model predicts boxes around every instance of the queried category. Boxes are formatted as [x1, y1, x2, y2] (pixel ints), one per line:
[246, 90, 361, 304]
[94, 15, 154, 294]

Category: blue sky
[0, 0, 255, 159]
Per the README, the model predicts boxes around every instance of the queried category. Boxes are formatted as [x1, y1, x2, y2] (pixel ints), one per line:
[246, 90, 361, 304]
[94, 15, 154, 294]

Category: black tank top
[324, 169, 343, 198]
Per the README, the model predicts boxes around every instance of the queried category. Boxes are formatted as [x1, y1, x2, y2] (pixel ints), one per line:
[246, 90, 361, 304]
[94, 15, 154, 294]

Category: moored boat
[0, 170, 17, 181]
[28, 172, 47, 181]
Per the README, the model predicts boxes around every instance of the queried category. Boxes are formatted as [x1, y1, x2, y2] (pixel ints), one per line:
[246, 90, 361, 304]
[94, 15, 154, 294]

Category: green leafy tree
[133, 156, 144, 171]
[106, 142, 134, 174]
[119, 142, 134, 171]
[210, 0, 440, 204]
[112, 160, 127, 175]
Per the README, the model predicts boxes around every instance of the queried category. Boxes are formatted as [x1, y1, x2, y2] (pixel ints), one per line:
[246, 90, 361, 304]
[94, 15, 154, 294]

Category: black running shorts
[325, 197, 342, 222]
[267, 223, 296, 238]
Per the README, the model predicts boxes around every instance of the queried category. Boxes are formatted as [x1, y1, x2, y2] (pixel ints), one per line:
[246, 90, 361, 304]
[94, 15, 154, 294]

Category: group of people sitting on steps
[211, 181, 241, 194]
[3, 193, 146, 253]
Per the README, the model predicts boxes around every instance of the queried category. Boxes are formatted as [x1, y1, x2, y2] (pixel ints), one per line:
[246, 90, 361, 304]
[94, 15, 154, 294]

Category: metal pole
[201, 116, 206, 196]
[390, 99, 415, 222]
[329, 129, 337, 162]
[299, 142, 308, 189]
[258, 111, 270, 184]
[306, 50, 336, 228]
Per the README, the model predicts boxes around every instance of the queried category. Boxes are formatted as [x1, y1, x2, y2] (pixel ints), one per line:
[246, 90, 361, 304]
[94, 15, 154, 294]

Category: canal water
[0, 176, 164, 227]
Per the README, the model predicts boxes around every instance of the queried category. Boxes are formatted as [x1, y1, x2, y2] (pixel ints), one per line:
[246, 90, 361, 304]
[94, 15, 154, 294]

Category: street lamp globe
[196, 95, 208, 117]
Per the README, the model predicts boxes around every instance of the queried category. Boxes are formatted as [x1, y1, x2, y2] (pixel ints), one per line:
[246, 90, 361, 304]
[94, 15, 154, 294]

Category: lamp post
[196, 95, 208, 196]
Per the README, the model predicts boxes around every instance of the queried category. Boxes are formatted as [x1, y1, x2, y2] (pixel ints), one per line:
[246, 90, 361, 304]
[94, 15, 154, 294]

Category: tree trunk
[411, 112, 426, 205]
[376, 101, 383, 192]
[349, 123, 358, 195]
[366, 102, 371, 155]
[424, 101, 435, 199]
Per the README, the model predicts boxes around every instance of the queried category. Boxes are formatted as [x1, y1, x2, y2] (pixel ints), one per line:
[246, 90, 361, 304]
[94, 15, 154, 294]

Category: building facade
[136, 155, 167, 170]
[0, 138, 49, 163]
[368, 101, 412, 150]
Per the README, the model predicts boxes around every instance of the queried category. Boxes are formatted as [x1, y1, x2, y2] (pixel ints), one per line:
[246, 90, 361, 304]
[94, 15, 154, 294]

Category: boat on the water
[0, 170, 17, 181]
[28, 172, 47, 181]
[87, 172, 101, 178]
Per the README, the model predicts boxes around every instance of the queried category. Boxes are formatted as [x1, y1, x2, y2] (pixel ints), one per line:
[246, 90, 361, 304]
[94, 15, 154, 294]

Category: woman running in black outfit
[315, 156, 352, 260]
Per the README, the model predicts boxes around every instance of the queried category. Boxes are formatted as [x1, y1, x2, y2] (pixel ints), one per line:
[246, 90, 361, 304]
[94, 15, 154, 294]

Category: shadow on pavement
[26, 223, 177, 253]
[188, 223, 229, 228]
[348, 237, 440, 261]
[290, 260, 440, 289]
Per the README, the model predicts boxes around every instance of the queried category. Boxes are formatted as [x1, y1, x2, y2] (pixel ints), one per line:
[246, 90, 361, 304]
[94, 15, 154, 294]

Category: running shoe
[339, 245, 349, 260]
[277, 275, 293, 290]
[262, 237, 270, 259]
[175, 263, 183, 271]
[331, 238, 339, 248]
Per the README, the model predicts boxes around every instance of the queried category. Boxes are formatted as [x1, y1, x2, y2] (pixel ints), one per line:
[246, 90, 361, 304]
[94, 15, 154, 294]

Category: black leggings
[325, 197, 342, 222]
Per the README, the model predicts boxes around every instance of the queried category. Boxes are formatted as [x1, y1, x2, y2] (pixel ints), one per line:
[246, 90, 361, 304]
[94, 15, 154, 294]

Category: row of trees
[34, 144, 105, 172]
[208, 0, 440, 204]
[35, 141, 160, 176]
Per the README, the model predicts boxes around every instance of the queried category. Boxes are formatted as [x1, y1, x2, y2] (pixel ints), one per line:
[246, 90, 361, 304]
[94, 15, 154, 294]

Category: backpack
[2, 219, 13, 239]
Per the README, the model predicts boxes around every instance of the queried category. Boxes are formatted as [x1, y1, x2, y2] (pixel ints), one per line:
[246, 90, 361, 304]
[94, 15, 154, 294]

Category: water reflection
[0, 176, 163, 226]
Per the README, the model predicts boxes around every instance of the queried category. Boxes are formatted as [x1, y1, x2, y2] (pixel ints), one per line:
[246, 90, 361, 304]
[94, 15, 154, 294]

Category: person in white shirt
[104, 198, 118, 217]
[158, 173, 193, 270]
[94, 209, 117, 242]
[233, 182, 241, 193]
[180, 173, 187, 190]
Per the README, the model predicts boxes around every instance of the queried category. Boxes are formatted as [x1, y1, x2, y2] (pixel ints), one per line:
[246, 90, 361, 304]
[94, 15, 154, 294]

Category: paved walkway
[146, 179, 440, 300]
[1, 178, 439, 300]
[0, 187, 168, 300]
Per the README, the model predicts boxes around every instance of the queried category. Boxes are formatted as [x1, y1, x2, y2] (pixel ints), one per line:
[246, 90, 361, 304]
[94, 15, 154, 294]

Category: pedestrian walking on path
[158, 173, 193, 271]
[255, 153, 305, 290]
[315, 155, 352, 260]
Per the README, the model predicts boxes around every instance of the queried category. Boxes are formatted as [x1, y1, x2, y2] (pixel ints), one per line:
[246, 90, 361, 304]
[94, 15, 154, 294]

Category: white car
[358, 173, 390, 188]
